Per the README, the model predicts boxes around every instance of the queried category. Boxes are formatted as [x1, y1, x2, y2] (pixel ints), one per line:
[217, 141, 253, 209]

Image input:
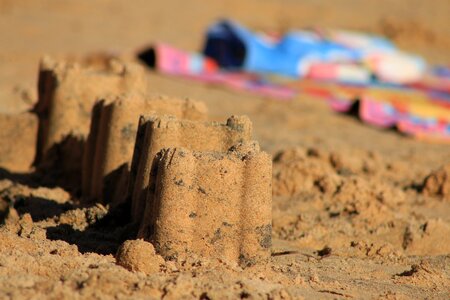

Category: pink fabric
[359, 97, 397, 128]
[154, 44, 295, 100]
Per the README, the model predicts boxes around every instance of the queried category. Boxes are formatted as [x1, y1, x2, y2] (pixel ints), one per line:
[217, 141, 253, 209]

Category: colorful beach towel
[136, 19, 450, 142]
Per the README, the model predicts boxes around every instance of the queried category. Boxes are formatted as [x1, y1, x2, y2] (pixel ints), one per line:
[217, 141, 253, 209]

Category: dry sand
[0, 0, 450, 299]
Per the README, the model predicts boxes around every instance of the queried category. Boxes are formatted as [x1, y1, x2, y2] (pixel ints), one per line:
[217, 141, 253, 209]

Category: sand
[0, 0, 450, 299]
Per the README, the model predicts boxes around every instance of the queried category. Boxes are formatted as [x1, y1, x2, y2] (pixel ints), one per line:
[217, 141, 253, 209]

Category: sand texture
[0, 0, 449, 299]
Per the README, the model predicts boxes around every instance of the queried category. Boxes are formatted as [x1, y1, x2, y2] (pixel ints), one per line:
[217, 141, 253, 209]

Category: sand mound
[403, 219, 450, 255]
[393, 261, 450, 289]
[272, 147, 406, 225]
[422, 163, 450, 201]
[272, 147, 340, 197]
[116, 239, 164, 274]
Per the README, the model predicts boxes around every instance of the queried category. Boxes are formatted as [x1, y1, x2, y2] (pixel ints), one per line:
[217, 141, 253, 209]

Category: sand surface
[0, 0, 450, 299]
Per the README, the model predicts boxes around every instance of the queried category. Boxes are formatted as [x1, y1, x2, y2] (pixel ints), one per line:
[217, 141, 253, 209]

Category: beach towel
[136, 19, 450, 142]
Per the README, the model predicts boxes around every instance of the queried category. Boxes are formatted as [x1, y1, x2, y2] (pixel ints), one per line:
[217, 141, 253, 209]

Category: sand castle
[34, 56, 149, 184]
[30, 56, 272, 266]
[122, 114, 272, 265]
[81, 95, 207, 204]
[143, 142, 272, 265]
[128, 115, 253, 224]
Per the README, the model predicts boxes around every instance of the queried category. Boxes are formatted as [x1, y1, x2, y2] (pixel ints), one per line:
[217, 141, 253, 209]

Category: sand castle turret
[145, 142, 272, 265]
[81, 94, 207, 204]
[35, 57, 149, 185]
[129, 115, 253, 224]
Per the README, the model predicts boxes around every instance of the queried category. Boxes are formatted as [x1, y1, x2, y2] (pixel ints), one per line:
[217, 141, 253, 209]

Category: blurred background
[0, 0, 449, 160]
[1, 0, 449, 110]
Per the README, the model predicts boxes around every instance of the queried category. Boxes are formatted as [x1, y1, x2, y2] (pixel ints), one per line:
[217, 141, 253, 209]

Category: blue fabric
[202, 19, 423, 80]
[203, 20, 362, 77]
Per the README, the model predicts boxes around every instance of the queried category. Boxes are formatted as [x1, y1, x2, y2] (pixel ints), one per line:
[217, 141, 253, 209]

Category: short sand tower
[143, 142, 272, 266]
[81, 94, 207, 204]
[129, 115, 253, 224]
[35, 56, 149, 185]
